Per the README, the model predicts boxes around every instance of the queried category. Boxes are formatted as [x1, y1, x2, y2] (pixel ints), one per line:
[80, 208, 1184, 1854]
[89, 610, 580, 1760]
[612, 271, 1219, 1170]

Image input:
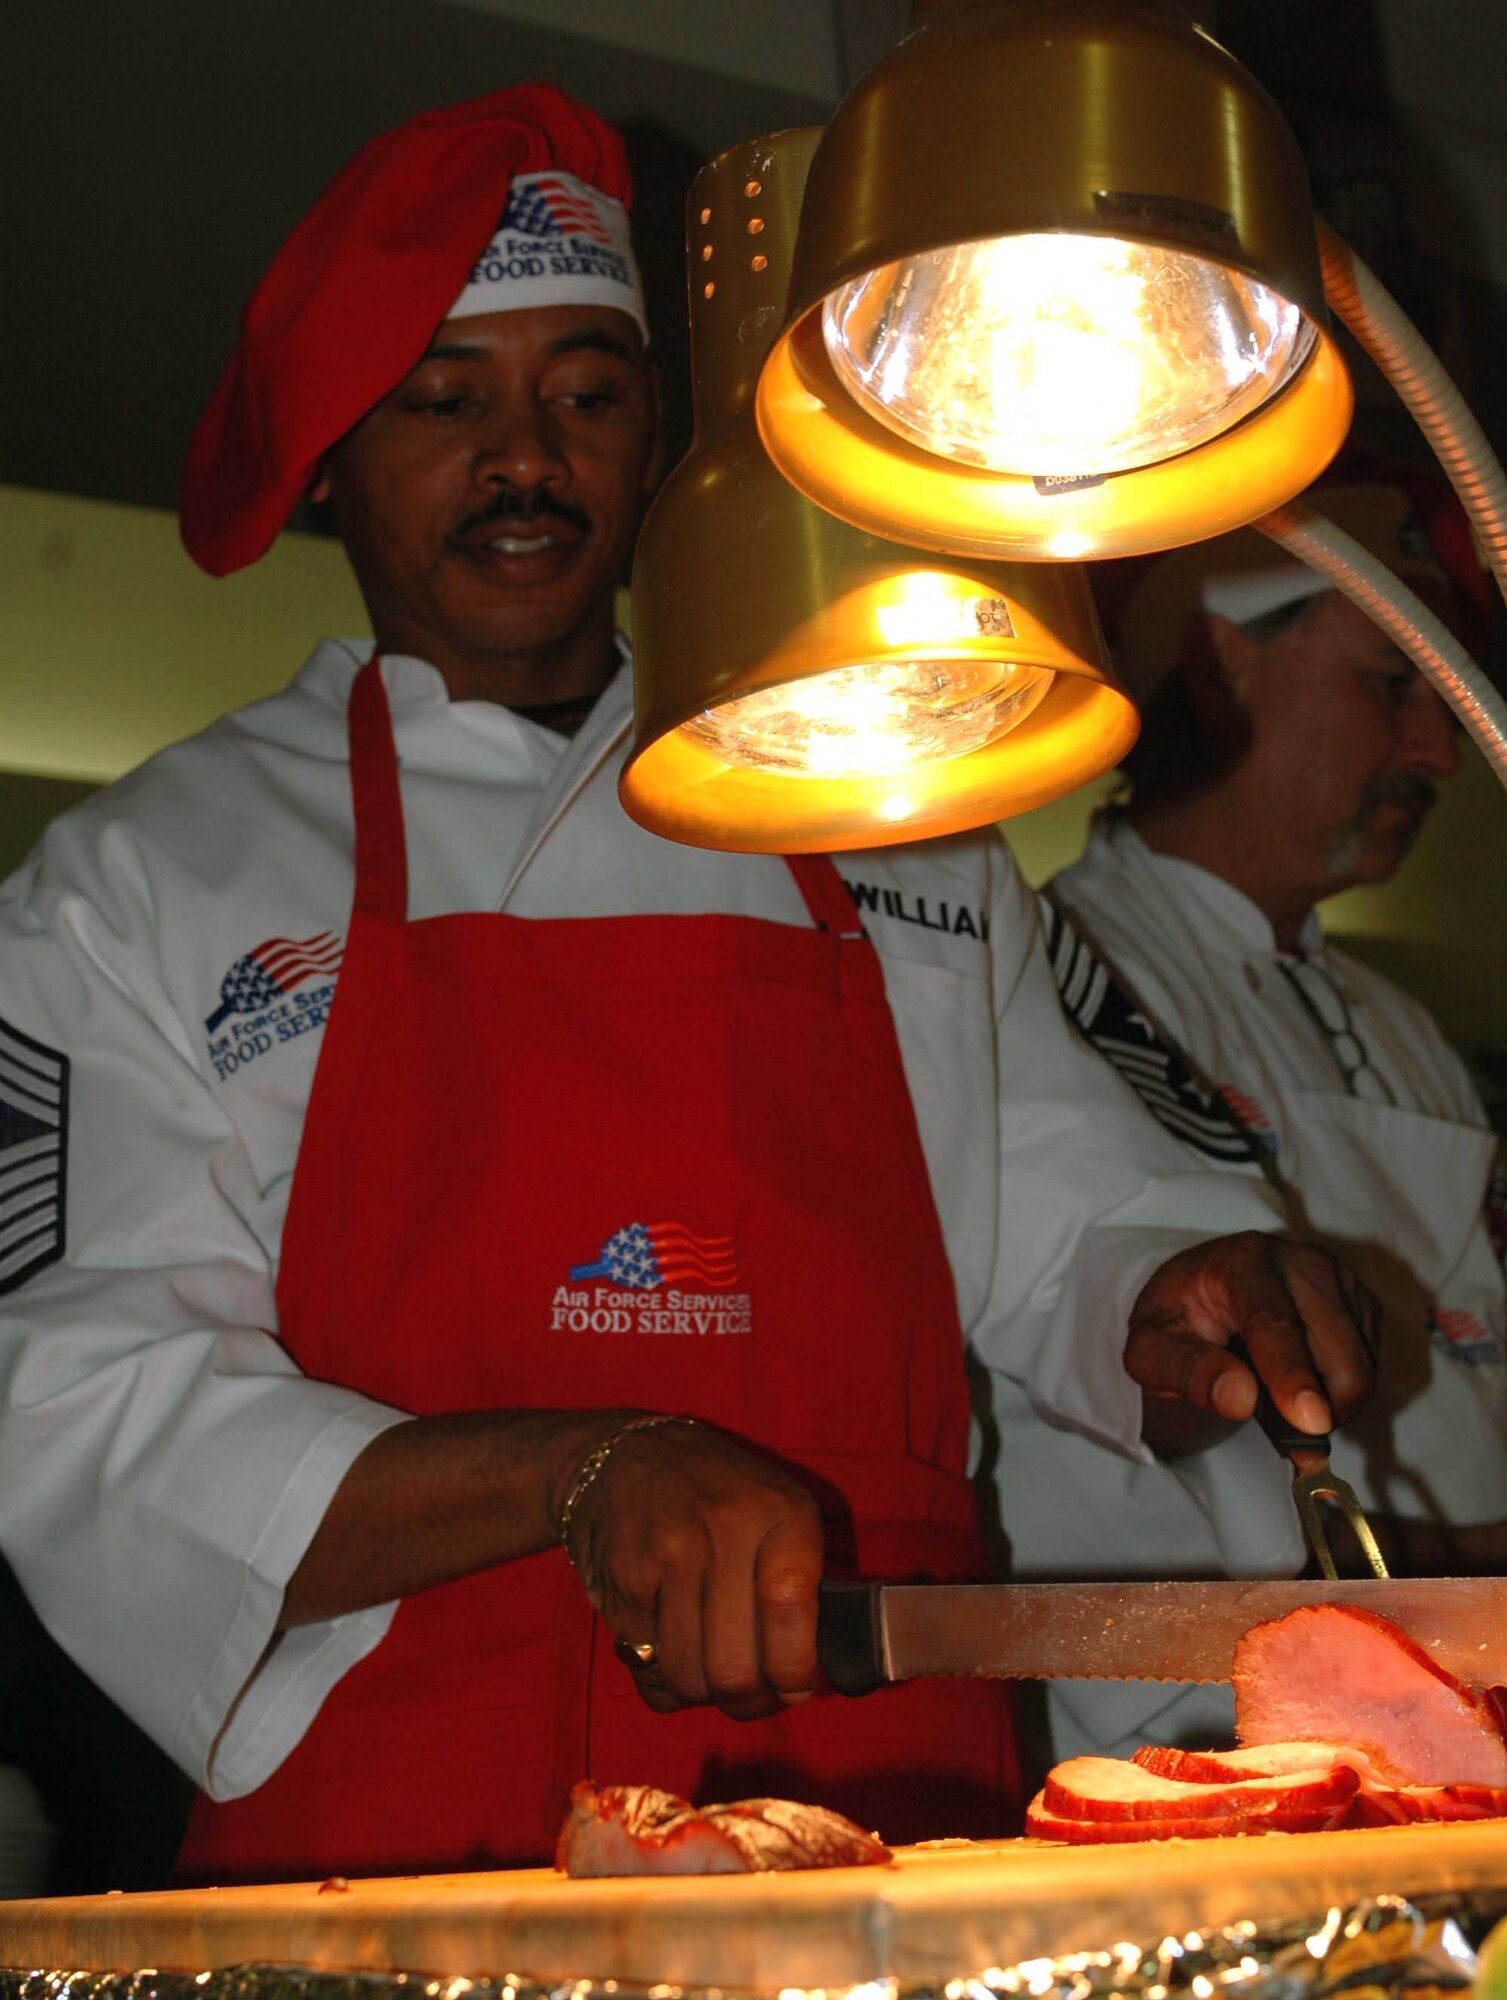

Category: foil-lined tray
[2, 1890, 1501, 2000]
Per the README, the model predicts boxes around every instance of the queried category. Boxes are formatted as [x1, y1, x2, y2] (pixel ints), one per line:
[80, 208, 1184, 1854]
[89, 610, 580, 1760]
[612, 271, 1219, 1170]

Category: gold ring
[614, 1637, 659, 1670]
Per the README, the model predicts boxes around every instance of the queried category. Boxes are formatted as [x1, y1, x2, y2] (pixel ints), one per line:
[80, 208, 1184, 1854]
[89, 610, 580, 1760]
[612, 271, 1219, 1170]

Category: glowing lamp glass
[821, 232, 1317, 478]
[680, 657, 1053, 781]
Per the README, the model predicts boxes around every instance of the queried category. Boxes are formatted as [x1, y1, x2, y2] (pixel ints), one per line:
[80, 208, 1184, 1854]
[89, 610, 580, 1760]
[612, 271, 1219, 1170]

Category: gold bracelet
[557, 1413, 696, 1548]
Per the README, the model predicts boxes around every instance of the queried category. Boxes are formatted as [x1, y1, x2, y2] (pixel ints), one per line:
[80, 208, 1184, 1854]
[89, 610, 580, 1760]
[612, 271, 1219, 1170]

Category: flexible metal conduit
[1319, 219, 1507, 608]
[1256, 500, 1507, 792]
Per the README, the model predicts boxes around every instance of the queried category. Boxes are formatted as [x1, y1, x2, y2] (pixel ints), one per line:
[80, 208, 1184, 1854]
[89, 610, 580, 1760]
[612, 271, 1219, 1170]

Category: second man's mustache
[1362, 772, 1437, 819]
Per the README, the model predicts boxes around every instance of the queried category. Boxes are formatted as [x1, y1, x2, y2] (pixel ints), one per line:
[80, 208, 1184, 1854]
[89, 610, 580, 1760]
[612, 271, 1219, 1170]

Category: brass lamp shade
[622, 128, 1138, 854]
[756, 0, 1353, 562]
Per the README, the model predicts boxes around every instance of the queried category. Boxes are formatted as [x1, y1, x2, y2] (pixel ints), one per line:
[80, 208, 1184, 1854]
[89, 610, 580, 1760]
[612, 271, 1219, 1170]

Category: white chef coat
[0, 642, 1283, 1801]
[1039, 813, 1507, 1756]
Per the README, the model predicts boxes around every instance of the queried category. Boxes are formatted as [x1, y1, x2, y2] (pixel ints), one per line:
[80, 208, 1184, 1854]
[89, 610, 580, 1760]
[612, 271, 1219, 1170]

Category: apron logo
[204, 933, 344, 1080]
[1431, 1308, 1504, 1367]
[554, 1221, 751, 1335]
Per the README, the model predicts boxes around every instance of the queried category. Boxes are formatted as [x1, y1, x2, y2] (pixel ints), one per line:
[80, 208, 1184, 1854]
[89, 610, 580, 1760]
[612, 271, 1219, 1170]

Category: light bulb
[821, 232, 1316, 479]
[680, 658, 1052, 780]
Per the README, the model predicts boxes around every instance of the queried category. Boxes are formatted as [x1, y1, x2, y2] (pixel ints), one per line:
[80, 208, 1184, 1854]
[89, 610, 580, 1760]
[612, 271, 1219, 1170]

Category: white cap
[1117, 485, 1456, 701]
[447, 170, 648, 337]
[1201, 564, 1331, 627]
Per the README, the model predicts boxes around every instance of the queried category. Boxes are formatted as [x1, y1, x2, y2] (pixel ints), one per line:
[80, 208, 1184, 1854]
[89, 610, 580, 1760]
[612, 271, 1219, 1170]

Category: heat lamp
[755, 0, 1353, 563]
[621, 126, 1138, 853]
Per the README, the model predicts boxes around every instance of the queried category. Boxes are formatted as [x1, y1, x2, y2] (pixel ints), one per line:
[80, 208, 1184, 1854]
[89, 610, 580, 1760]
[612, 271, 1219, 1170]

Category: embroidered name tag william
[0, 1016, 68, 1295]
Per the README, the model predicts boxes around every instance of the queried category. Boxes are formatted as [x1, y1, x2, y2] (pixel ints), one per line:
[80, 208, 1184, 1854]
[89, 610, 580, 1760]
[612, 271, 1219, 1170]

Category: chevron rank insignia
[0, 1017, 68, 1295]
[1039, 893, 1261, 1167]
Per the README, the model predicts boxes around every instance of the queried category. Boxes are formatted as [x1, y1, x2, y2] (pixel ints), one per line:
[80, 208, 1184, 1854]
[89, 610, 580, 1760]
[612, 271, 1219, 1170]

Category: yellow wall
[3, 485, 369, 784]
[1000, 746, 1507, 1084]
[3, 482, 1504, 1075]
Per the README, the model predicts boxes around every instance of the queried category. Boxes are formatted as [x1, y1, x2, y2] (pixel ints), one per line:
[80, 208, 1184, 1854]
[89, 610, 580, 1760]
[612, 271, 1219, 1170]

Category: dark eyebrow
[421, 340, 487, 363]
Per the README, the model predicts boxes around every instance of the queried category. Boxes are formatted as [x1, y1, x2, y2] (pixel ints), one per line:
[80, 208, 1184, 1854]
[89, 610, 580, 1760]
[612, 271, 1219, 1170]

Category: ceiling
[443, 0, 911, 102]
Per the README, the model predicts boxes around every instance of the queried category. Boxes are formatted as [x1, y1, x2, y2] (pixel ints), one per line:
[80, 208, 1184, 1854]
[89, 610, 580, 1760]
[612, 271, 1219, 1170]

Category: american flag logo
[0, 1016, 68, 1297]
[205, 933, 344, 1034]
[1218, 1085, 1271, 1131]
[570, 1222, 740, 1290]
[503, 172, 614, 247]
[1218, 1085, 1279, 1155]
[1431, 1308, 1503, 1366]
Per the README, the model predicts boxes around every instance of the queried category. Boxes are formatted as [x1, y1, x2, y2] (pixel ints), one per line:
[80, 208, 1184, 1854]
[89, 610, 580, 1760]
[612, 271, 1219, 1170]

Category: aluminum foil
[0, 1892, 1499, 2000]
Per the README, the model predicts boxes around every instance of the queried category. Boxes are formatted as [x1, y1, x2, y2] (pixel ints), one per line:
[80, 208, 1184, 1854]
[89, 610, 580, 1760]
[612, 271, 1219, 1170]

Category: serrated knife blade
[816, 1577, 1507, 1690]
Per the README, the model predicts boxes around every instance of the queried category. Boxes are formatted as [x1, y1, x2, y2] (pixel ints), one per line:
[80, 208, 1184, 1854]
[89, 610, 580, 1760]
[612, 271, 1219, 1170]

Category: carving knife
[815, 1575, 1507, 1691]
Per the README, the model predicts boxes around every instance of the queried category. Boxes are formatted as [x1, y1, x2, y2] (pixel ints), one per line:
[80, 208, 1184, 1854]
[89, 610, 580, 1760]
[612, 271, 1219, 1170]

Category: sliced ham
[1029, 1609, 1507, 1846]
[1150, 1740, 1407, 1825]
[1133, 1740, 1395, 1787]
[1232, 1605, 1507, 1787]
[1042, 1754, 1357, 1829]
[1392, 1782, 1507, 1822]
[1139, 1738, 1507, 1827]
[1025, 1794, 1346, 1843]
[555, 1781, 891, 1877]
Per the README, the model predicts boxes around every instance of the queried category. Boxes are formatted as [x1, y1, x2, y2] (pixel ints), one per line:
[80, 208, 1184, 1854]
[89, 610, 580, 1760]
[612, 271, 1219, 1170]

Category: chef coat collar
[294, 637, 634, 741]
[1092, 815, 1324, 961]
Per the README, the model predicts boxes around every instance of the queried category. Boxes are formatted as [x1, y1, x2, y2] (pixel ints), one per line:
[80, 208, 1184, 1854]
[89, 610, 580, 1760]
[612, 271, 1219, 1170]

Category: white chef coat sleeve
[976, 836, 1288, 1461]
[0, 860, 409, 1800]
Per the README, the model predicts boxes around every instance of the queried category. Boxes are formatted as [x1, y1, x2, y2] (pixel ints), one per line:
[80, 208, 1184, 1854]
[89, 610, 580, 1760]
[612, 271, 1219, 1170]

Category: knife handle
[1227, 1335, 1331, 1457]
[816, 1582, 886, 1696]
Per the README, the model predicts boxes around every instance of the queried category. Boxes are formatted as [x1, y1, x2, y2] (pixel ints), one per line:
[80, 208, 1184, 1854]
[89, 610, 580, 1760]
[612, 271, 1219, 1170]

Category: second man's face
[317, 304, 659, 698]
[1250, 592, 1461, 890]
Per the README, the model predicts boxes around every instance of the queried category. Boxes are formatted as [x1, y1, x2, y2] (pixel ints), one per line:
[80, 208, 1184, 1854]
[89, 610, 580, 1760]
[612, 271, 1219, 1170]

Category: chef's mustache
[455, 490, 592, 540]
[1360, 771, 1437, 822]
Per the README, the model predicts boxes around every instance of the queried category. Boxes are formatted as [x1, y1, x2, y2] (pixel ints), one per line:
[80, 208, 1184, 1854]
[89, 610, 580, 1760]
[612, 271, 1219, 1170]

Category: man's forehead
[1318, 590, 1421, 662]
[423, 304, 647, 366]
[1258, 592, 1409, 683]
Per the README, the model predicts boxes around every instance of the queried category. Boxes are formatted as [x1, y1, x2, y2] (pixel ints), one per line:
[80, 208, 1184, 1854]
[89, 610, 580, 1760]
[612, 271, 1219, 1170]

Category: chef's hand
[1125, 1232, 1380, 1463]
[563, 1420, 824, 1720]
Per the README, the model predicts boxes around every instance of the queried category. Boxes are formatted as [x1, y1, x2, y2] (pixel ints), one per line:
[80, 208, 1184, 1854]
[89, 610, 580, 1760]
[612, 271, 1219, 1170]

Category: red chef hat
[181, 83, 641, 576]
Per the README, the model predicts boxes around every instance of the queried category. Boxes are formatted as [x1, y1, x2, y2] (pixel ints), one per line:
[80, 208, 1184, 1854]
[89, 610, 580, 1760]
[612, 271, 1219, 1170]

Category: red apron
[177, 658, 1019, 1882]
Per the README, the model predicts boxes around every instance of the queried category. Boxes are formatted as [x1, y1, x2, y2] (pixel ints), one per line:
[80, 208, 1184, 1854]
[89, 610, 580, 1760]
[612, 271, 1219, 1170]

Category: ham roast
[556, 1780, 892, 1877]
[1232, 1604, 1507, 1786]
[1027, 1605, 1507, 1844]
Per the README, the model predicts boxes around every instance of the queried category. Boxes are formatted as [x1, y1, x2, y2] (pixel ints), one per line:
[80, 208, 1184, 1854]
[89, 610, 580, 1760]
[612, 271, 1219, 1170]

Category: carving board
[5, 1823, 1507, 1990]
